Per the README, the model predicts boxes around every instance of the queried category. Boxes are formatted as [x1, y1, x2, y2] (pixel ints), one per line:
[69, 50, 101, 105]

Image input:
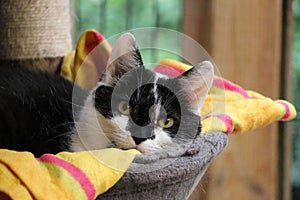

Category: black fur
[0, 67, 87, 157]
[94, 85, 114, 118]
[0, 65, 202, 156]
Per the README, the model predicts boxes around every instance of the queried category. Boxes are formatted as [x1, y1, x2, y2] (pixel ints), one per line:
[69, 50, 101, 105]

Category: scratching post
[0, 0, 72, 72]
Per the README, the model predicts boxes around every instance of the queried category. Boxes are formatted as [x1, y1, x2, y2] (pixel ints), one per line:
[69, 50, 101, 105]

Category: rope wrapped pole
[0, 0, 72, 72]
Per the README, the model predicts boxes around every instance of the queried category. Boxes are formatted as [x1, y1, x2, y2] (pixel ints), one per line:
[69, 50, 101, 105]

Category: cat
[0, 33, 214, 157]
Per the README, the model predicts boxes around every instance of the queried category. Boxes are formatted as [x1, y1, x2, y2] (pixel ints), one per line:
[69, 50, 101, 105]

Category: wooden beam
[182, 0, 212, 56]
[184, 0, 285, 199]
[278, 0, 294, 199]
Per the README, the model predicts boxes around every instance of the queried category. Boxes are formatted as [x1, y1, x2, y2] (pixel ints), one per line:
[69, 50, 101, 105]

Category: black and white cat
[0, 33, 214, 157]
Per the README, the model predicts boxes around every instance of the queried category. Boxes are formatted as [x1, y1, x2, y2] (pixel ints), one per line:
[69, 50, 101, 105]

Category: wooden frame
[183, 0, 293, 199]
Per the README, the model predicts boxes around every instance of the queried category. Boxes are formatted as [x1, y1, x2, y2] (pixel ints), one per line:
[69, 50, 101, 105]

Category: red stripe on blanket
[94, 31, 105, 42]
[205, 114, 233, 134]
[215, 114, 234, 133]
[37, 154, 96, 200]
[154, 64, 185, 77]
[213, 78, 250, 98]
[278, 101, 291, 121]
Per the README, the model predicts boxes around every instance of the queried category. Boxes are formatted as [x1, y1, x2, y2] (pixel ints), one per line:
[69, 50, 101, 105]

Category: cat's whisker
[47, 122, 75, 137]
[74, 119, 101, 130]
[48, 122, 76, 131]
[40, 130, 73, 147]
[59, 98, 95, 112]
[74, 120, 122, 133]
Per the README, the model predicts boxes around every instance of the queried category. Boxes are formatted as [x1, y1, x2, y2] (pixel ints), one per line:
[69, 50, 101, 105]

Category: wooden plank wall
[183, 0, 286, 199]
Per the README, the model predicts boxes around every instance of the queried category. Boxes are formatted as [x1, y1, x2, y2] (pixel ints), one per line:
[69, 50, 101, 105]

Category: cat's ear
[101, 32, 143, 85]
[178, 60, 214, 112]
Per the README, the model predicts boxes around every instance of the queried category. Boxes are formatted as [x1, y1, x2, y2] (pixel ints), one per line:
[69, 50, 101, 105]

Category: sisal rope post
[0, 0, 72, 72]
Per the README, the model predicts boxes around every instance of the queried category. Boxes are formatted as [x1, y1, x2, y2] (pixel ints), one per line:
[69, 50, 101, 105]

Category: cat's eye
[118, 101, 132, 115]
[158, 118, 174, 129]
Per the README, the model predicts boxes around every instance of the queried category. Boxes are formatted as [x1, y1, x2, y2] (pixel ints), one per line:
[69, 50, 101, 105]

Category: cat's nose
[132, 136, 147, 145]
[131, 128, 155, 145]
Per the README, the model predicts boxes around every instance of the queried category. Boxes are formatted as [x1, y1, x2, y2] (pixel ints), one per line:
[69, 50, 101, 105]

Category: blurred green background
[74, 0, 182, 66]
[292, 0, 300, 192]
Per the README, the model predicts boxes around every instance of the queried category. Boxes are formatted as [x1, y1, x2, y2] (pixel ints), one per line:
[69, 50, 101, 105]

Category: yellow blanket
[154, 59, 296, 134]
[0, 149, 139, 200]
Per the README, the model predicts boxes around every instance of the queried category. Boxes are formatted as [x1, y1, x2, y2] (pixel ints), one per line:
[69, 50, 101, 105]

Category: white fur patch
[155, 72, 168, 79]
[137, 128, 172, 153]
[153, 73, 160, 102]
[71, 92, 136, 151]
[71, 94, 111, 151]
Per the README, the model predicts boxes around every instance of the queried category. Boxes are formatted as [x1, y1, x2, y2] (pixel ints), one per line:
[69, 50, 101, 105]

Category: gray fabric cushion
[97, 132, 228, 200]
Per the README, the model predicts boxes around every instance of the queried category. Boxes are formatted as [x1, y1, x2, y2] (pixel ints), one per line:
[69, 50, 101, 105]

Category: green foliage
[292, 0, 300, 187]
[75, 0, 182, 66]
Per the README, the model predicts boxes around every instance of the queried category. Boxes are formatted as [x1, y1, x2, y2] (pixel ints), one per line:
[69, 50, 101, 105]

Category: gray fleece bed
[97, 131, 228, 200]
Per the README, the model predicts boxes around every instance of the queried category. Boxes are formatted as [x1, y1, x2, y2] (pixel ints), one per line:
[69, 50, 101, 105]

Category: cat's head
[74, 33, 214, 154]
